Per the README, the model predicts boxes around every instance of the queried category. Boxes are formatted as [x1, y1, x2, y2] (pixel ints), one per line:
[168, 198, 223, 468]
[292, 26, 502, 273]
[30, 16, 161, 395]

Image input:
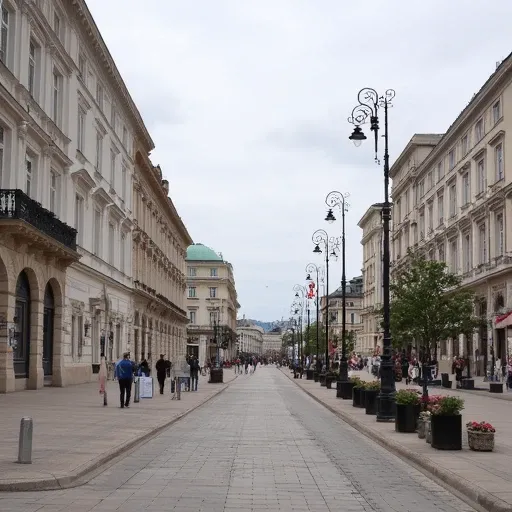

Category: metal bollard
[17, 417, 33, 464]
[134, 377, 140, 403]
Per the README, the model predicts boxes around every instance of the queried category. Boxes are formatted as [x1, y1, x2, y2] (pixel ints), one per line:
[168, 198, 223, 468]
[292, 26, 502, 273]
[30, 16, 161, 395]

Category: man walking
[189, 356, 199, 391]
[115, 352, 134, 408]
[156, 354, 167, 395]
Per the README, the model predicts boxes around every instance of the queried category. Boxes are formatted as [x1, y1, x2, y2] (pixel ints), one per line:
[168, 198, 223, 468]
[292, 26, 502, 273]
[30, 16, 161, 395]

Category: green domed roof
[186, 243, 223, 261]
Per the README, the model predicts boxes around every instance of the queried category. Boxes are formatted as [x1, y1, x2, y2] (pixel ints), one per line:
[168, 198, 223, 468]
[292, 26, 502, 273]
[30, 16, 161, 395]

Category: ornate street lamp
[306, 263, 325, 378]
[325, 191, 352, 398]
[312, 229, 340, 372]
[348, 87, 396, 421]
[293, 284, 307, 366]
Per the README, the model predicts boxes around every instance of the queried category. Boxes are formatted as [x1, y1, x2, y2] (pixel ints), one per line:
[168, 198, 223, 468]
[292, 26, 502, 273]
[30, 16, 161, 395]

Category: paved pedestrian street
[0, 367, 476, 512]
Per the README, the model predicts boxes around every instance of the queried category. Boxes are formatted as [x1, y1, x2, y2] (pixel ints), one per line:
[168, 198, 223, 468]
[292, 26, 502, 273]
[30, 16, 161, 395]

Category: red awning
[495, 311, 512, 329]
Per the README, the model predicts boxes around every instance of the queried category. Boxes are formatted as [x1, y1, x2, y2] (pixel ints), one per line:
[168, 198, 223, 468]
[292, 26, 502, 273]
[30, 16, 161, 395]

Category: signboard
[139, 376, 153, 398]
[171, 361, 190, 379]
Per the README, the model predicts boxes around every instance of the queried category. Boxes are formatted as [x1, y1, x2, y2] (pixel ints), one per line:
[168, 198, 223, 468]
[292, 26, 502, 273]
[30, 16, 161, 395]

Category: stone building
[236, 321, 264, 356]
[131, 153, 192, 372]
[263, 328, 283, 358]
[390, 54, 512, 374]
[186, 244, 239, 364]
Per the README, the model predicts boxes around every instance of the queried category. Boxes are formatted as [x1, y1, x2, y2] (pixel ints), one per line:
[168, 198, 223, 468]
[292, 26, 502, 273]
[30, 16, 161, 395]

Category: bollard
[134, 377, 140, 403]
[17, 417, 33, 464]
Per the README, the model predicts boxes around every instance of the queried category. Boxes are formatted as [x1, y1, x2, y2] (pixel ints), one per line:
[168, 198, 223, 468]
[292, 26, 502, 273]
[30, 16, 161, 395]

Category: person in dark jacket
[156, 354, 168, 394]
[189, 356, 199, 391]
[115, 352, 134, 408]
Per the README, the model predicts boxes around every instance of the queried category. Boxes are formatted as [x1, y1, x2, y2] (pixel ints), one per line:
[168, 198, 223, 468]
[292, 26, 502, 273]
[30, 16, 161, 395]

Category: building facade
[390, 55, 512, 374]
[237, 322, 264, 356]
[358, 204, 386, 355]
[132, 153, 192, 372]
[186, 244, 239, 364]
[262, 328, 283, 358]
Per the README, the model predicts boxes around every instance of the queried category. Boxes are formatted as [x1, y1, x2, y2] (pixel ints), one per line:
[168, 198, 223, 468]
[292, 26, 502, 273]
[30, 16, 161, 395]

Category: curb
[282, 370, 509, 512]
[0, 376, 237, 492]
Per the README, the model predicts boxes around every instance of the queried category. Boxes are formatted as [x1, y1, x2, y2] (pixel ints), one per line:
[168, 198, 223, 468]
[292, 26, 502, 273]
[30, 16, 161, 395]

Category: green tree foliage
[302, 321, 327, 356]
[389, 250, 482, 356]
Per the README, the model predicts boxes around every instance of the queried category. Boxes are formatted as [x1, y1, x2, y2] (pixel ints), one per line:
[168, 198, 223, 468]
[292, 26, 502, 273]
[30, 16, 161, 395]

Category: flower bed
[466, 421, 496, 452]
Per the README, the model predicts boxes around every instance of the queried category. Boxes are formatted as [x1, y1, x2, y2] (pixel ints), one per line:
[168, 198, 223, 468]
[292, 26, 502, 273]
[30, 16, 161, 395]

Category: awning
[495, 311, 512, 329]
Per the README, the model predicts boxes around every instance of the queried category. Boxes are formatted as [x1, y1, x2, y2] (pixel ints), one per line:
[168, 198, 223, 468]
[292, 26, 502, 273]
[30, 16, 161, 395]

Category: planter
[461, 378, 475, 390]
[209, 368, 224, 384]
[359, 388, 367, 408]
[431, 415, 462, 450]
[352, 386, 362, 407]
[425, 419, 432, 444]
[336, 380, 355, 399]
[490, 382, 503, 394]
[395, 403, 419, 433]
[365, 389, 379, 415]
[313, 372, 319, 382]
[325, 375, 334, 389]
[417, 418, 426, 438]
[468, 431, 495, 452]
[319, 373, 326, 386]
[306, 369, 314, 380]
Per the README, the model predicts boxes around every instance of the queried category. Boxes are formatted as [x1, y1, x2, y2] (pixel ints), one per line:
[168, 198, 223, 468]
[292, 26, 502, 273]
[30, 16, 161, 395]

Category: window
[120, 232, 126, 272]
[49, 170, 58, 214]
[350, 313, 355, 324]
[418, 179, 424, 197]
[428, 202, 433, 231]
[52, 70, 61, 125]
[463, 232, 471, 273]
[448, 149, 455, 170]
[493, 100, 501, 124]
[496, 213, 504, 257]
[188, 267, 197, 277]
[419, 210, 425, 239]
[1, 6, 9, 65]
[404, 189, 409, 214]
[121, 164, 127, 200]
[462, 172, 470, 205]
[450, 239, 458, 273]
[189, 311, 196, 324]
[439, 244, 445, 263]
[449, 183, 456, 217]
[477, 159, 486, 193]
[93, 209, 101, 256]
[53, 11, 61, 39]
[74, 194, 84, 245]
[395, 199, 401, 222]
[77, 108, 85, 153]
[427, 171, 433, 190]
[78, 53, 86, 81]
[437, 194, 444, 225]
[436, 162, 444, 181]
[122, 126, 127, 148]
[111, 106, 116, 131]
[475, 118, 484, 141]
[0, 126, 4, 185]
[188, 286, 196, 298]
[210, 268, 218, 277]
[461, 134, 469, 156]
[209, 311, 219, 325]
[110, 149, 116, 187]
[95, 132, 103, 172]
[28, 41, 36, 96]
[108, 223, 115, 265]
[209, 287, 217, 298]
[25, 155, 33, 197]
[495, 144, 504, 181]
[96, 82, 103, 110]
[479, 223, 487, 264]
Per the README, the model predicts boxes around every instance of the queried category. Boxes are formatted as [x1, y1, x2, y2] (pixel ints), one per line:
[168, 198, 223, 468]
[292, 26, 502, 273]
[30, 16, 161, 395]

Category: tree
[389, 250, 482, 359]
[302, 321, 327, 357]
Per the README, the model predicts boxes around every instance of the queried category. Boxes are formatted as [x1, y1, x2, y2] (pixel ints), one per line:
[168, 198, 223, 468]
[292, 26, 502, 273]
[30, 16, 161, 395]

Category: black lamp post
[325, 191, 350, 384]
[348, 87, 396, 421]
[293, 284, 307, 366]
[306, 263, 325, 376]
[312, 229, 340, 371]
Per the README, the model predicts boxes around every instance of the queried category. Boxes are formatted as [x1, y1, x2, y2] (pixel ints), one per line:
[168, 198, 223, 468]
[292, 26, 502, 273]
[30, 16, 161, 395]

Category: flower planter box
[325, 375, 334, 389]
[431, 415, 462, 450]
[209, 368, 224, 384]
[395, 403, 419, 433]
[468, 431, 495, 452]
[490, 383, 503, 394]
[352, 386, 362, 407]
[319, 373, 326, 386]
[306, 369, 314, 380]
[417, 418, 426, 438]
[461, 378, 475, 390]
[365, 389, 379, 415]
[313, 372, 319, 382]
[359, 389, 367, 409]
[336, 380, 355, 399]
[425, 419, 432, 444]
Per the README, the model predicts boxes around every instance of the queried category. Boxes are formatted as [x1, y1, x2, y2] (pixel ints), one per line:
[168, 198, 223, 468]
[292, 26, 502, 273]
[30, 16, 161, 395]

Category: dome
[186, 243, 223, 262]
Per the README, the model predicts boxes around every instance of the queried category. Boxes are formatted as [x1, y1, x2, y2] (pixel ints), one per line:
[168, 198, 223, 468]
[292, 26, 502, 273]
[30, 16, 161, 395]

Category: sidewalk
[283, 369, 512, 512]
[0, 370, 238, 492]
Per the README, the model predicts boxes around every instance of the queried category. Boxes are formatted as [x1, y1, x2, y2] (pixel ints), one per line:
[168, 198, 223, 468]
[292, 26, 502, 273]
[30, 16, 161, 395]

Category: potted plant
[352, 377, 363, 407]
[430, 396, 464, 450]
[358, 381, 368, 409]
[325, 372, 337, 389]
[417, 411, 430, 439]
[395, 389, 421, 433]
[466, 421, 496, 452]
[364, 381, 380, 415]
[319, 372, 327, 386]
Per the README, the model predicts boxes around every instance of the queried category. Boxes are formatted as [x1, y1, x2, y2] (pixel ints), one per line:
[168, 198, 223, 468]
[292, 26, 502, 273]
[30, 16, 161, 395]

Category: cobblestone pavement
[0, 367, 476, 512]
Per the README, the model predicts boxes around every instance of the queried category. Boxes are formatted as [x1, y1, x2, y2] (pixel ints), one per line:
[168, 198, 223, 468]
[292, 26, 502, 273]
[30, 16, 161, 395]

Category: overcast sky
[87, 0, 512, 322]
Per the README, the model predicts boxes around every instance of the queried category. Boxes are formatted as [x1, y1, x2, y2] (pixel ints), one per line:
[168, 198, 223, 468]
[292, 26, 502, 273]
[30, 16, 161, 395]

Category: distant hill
[245, 319, 288, 333]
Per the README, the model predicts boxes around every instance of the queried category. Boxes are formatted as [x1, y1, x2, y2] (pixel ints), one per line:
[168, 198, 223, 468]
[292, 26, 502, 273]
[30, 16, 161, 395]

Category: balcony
[0, 189, 79, 264]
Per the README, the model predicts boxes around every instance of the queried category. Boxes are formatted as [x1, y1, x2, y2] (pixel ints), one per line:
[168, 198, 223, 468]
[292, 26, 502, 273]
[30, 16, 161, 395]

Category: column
[0, 283, 16, 393]
[27, 297, 44, 390]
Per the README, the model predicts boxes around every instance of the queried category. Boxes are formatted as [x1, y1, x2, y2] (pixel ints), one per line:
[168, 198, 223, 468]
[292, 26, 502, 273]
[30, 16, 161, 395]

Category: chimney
[162, 180, 169, 194]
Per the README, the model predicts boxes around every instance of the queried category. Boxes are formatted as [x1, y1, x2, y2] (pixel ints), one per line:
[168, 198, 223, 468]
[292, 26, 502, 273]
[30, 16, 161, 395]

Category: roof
[186, 243, 223, 262]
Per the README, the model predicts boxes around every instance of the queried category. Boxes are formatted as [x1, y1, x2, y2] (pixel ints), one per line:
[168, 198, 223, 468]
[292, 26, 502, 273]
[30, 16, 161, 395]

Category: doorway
[42, 284, 55, 377]
[14, 271, 31, 378]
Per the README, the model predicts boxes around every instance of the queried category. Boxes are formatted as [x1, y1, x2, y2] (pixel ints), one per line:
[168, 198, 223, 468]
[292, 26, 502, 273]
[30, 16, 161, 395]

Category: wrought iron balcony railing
[0, 189, 77, 250]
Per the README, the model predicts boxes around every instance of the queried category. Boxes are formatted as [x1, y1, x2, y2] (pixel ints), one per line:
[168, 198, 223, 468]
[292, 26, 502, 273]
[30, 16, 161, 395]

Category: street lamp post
[348, 87, 396, 421]
[306, 263, 325, 379]
[293, 284, 307, 367]
[312, 229, 340, 373]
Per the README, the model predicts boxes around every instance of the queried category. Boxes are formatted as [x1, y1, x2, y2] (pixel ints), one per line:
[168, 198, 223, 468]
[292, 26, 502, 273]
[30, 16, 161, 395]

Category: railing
[0, 190, 77, 250]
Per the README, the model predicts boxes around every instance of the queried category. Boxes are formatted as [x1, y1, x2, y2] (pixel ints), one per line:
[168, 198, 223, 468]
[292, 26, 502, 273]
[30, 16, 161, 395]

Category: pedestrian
[115, 352, 134, 408]
[156, 354, 167, 395]
[189, 355, 199, 391]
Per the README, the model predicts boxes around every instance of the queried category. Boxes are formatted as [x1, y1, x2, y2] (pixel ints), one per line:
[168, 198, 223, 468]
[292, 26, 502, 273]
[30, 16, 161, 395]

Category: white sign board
[171, 361, 190, 379]
[139, 376, 153, 398]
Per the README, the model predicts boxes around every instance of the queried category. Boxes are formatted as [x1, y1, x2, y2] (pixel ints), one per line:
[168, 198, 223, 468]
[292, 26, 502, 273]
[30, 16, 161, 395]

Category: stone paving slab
[0, 370, 238, 491]
[283, 369, 512, 512]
